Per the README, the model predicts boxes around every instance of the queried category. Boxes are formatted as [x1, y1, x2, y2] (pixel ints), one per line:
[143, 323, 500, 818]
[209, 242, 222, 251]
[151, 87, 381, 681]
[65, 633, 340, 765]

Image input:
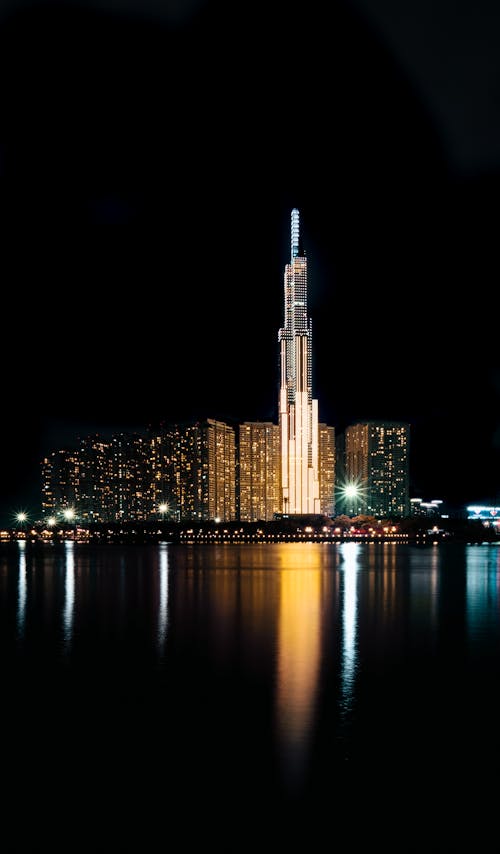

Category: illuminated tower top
[291, 207, 301, 259]
[279, 208, 312, 401]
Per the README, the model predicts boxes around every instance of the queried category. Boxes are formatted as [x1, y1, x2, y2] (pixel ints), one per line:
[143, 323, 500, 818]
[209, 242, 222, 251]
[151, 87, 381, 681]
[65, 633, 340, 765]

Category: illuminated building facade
[410, 497, 444, 517]
[344, 422, 410, 517]
[111, 433, 150, 521]
[278, 208, 320, 514]
[42, 433, 151, 522]
[239, 422, 281, 521]
[41, 449, 80, 516]
[148, 426, 183, 520]
[204, 419, 236, 521]
[466, 506, 500, 529]
[147, 420, 236, 522]
[79, 434, 114, 522]
[318, 423, 335, 516]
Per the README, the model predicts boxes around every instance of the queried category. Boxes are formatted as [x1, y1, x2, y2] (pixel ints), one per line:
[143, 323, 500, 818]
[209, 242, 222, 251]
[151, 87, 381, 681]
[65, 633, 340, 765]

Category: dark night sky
[0, 0, 499, 522]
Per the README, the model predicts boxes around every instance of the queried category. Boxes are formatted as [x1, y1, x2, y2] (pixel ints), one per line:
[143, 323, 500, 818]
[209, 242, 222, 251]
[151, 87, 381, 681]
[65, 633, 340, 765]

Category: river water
[1, 541, 499, 850]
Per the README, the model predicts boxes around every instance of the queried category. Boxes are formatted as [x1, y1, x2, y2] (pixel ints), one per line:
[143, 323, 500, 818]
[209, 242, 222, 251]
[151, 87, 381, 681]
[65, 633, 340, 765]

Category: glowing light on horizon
[63, 508, 75, 522]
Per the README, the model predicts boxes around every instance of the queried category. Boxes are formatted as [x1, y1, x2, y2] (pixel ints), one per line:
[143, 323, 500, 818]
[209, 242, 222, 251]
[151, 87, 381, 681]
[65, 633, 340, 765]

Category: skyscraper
[318, 423, 336, 516]
[41, 449, 80, 517]
[148, 420, 236, 522]
[344, 422, 410, 517]
[239, 422, 281, 521]
[279, 209, 320, 514]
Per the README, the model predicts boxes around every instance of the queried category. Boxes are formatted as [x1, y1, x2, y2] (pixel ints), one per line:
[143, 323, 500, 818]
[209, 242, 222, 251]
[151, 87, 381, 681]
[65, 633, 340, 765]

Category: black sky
[0, 0, 499, 522]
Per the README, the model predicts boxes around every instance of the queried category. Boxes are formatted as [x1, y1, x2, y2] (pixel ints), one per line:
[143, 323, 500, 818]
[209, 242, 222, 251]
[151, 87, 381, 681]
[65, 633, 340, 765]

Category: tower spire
[291, 207, 301, 259]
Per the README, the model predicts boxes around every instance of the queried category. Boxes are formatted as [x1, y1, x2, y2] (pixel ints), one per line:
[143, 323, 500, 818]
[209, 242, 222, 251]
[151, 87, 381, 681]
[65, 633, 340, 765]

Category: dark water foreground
[1, 542, 499, 851]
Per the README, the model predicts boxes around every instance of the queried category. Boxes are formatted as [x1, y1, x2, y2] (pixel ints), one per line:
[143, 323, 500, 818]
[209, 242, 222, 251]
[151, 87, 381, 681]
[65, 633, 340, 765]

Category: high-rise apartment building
[204, 419, 236, 522]
[41, 449, 80, 516]
[318, 423, 335, 516]
[111, 433, 150, 521]
[344, 422, 410, 517]
[147, 420, 236, 522]
[239, 422, 280, 521]
[278, 208, 320, 514]
[78, 434, 114, 523]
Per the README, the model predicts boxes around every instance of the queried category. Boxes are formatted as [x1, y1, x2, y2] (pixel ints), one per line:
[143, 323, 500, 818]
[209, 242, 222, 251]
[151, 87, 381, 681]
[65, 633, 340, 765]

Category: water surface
[1, 541, 499, 850]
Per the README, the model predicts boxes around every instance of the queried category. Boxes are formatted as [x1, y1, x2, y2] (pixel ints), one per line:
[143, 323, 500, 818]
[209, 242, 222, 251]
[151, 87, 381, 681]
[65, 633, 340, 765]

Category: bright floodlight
[47, 517, 57, 527]
[63, 509, 75, 521]
[17, 512, 27, 523]
[159, 503, 168, 514]
[344, 485, 359, 498]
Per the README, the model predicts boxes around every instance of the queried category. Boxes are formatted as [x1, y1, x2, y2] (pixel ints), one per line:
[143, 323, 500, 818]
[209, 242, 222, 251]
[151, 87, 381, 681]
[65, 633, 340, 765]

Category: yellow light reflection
[276, 545, 323, 789]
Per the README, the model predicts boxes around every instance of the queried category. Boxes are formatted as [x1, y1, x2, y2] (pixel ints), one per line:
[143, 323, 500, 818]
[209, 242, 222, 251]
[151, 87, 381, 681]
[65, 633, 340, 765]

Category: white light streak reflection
[158, 544, 170, 655]
[17, 541, 27, 638]
[339, 542, 360, 718]
[63, 541, 75, 651]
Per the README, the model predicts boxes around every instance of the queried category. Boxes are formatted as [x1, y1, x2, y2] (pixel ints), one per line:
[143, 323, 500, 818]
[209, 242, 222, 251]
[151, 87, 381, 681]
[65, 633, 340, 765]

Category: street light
[344, 485, 359, 499]
[63, 508, 77, 541]
[14, 511, 29, 540]
[337, 480, 365, 516]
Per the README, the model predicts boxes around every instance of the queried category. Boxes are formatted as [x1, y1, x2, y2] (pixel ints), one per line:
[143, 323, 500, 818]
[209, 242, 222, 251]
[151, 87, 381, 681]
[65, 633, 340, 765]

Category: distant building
[343, 422, 410, 517]
[79, 434, 113, 523]
[41, 449, 80, 517]
[147, 420, 236, 522]
[111, 433, 150, 521]
[41, 432, 151, 523]
[467, 506, 500, 529]
[318, 423, 335, 516]
[410, 498, 444, 517]
[239, 422, 280, 521]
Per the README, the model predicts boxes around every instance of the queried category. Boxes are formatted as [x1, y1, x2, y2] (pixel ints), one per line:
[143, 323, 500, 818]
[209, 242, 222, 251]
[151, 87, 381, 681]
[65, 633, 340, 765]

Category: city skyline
[0, 1, 498, 521]
[33, 211, 409, 525]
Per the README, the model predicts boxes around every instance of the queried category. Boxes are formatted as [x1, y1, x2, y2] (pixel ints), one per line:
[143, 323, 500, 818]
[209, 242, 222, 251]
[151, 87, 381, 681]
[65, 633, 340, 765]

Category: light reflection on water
[7, 540, 500, 824]
[158, 543, 170, 654]
[17, 541, 27, 639]
[63, 541, 75, 650]
[276, 545, 323, 789]
[339, 542, 360, 717]
[466, 544, 500, 649]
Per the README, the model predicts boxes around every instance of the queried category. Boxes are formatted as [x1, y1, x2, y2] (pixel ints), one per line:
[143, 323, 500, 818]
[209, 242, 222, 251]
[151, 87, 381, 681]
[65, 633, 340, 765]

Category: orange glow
[276, 545, 323, 787]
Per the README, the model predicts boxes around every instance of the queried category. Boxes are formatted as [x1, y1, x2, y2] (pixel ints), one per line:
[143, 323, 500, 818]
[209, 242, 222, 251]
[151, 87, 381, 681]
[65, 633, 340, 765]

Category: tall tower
[279, 208, 320, 514]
